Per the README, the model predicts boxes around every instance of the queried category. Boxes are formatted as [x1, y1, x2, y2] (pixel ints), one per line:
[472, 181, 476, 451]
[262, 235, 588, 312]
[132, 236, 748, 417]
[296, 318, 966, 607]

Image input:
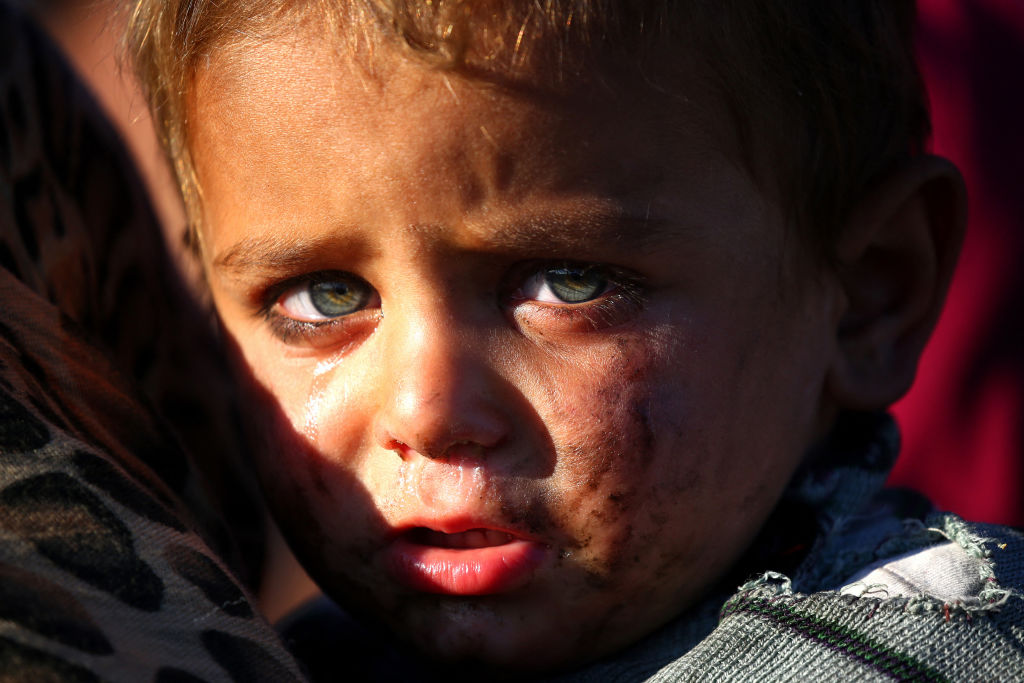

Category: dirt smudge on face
[580, 431, 617, 491]
[500, 491, 557, 538]
[629, 399, 656, 466]
[606, 489, 633, 511]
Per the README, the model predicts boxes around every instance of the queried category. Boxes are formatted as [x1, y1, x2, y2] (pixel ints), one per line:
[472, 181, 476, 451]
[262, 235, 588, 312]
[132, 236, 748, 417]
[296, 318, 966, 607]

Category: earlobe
[827, 155, 966, 410]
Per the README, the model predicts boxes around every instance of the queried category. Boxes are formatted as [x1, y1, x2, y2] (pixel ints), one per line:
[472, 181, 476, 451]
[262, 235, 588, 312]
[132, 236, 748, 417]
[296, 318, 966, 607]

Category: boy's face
[194, 29, 842, 670]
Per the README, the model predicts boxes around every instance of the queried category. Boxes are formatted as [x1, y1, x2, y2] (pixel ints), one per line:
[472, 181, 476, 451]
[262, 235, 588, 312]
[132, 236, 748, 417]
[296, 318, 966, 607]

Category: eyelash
[256, 262, 646, 345]
[261, 312, 341, 346]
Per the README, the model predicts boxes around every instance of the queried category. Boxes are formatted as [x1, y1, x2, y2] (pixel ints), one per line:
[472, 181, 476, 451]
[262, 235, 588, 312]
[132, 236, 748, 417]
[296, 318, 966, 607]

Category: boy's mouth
[386, 525, 548, 596]
[406, 527, 515, 549]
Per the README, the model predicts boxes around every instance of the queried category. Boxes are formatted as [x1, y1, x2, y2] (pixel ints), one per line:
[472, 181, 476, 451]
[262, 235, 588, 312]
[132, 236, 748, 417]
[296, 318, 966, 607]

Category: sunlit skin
[193, 26, 847, 672]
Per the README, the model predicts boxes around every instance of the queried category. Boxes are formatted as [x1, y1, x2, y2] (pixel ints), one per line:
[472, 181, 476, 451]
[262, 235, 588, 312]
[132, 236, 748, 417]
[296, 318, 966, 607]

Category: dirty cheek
[544, 338, 694, 579]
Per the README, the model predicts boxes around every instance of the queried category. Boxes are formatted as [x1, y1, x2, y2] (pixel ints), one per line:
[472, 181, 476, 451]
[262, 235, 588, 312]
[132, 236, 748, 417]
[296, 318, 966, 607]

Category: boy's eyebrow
[485, 213, 680, 252]
[213, 234, 339, 276]
[212, 213, 681, 278]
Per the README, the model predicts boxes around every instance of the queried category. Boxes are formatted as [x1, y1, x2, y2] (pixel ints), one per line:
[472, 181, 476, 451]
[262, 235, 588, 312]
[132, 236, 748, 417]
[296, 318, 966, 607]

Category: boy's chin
[410, 632, 587, 678]
[398, 602, 557, 668]
[373, 592, 616, 676]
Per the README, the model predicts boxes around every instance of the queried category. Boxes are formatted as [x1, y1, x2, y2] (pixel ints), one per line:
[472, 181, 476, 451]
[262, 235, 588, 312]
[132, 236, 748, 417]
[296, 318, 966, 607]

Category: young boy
[117, 0, 1022, 678]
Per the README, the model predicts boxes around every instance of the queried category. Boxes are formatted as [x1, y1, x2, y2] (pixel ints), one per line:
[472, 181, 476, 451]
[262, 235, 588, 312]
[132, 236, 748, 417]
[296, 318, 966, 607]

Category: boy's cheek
[512, 335, 704, 570]
[235, 380, 411, 614]
[216, 333, 395, 585]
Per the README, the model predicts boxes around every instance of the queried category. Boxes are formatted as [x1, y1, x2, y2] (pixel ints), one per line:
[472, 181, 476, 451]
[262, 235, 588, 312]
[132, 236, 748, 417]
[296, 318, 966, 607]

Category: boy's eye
[277, 275, 376, 321]
[521, 265, 611, 304]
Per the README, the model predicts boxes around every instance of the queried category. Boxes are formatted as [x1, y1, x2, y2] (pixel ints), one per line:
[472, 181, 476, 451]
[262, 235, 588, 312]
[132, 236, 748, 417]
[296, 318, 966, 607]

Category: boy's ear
[827, 155, 966, 411]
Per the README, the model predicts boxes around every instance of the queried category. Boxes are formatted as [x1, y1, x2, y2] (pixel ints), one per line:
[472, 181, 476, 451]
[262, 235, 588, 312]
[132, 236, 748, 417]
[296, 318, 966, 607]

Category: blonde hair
[125, 1, 927, 260]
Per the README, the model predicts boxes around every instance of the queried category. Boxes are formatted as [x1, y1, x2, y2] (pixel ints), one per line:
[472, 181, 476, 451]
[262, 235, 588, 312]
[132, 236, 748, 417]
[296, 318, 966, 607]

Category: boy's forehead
[190, 22, 784, 272]
[191, 17, 728, 162]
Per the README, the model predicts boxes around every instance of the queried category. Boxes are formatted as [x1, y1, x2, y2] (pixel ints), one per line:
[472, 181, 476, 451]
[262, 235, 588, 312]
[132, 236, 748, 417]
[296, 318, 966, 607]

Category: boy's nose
[372, 319, 511, 461]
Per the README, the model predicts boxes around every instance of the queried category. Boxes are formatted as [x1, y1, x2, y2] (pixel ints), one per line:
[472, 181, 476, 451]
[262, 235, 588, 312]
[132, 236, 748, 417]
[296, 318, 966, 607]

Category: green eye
[544, 267, 608, 303]
[309, 280, 367, 317]
[520, 264, 610, 304]
[277, 274, 376, 322]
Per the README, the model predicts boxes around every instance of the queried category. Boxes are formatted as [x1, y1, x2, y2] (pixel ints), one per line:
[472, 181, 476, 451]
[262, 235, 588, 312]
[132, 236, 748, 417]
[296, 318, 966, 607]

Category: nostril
[382, 438, 414, 460]
[383, 438, 489, 462]
[440, 440, 488, 462]
[373, 380, 511, 459]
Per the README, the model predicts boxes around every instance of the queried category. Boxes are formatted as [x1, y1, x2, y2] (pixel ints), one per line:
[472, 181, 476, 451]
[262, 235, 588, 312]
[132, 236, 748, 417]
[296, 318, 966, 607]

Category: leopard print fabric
[0, 3, 307, 679]
[0, 2, 267, 588]
[0, 270, 304, 681]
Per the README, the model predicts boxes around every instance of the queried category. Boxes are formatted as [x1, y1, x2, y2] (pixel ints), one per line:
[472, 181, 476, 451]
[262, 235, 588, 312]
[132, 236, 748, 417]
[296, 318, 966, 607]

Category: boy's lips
[385, 524, 548, 596]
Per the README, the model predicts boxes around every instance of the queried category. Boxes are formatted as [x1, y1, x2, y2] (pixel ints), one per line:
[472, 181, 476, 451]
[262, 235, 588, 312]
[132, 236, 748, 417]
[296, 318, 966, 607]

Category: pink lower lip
[386, 531, 547, 596]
